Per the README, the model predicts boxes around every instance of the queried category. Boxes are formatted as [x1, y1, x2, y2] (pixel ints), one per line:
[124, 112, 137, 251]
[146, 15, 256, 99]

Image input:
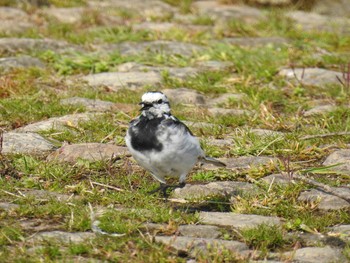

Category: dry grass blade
[91, 181, 125, 192]
[88, 203, 126, 237]
[293, 173, 350, 204]
[1, 190, 23, 198]
[164, 198, 232, 205]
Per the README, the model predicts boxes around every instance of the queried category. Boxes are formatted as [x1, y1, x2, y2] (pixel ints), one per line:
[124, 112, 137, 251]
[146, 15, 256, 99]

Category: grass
[240, 224, 289, 254]
[207, 44, 289, 82]
[0, 95, 83, 130]
[163, 71, 229, 95]
[231, 182, 350, 231]
[192, 15, 215, 26]
[0, 1, 350, 262]
[0, 0, 87, 7]
[37, 48, 198, 75]
[162, 0, 193, 14]
[0, 153, 198, 262]
[37, 23, 153, 45]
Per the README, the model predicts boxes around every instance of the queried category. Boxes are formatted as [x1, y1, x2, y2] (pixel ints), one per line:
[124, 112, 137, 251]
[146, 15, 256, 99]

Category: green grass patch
[48, 0, 87, 7]
[192, 15, 215, 26]
[39, 113, 127, 144]
[232, 183, 350, 232]
[38, 49, 195, 75]
[0, 96, 82, 130]
[207, 44, 289, 82]
[162, 0, 193, 13]
[163, 71, 228, 94]
[0, 223, 24, 246]
[240, 224, 289, 254]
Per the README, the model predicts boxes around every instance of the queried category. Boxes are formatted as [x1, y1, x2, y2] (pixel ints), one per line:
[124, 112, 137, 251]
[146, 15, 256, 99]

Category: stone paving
[0, 0, 350, 262]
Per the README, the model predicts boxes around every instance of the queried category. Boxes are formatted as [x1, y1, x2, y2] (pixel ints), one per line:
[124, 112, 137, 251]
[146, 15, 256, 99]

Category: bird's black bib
[129, 116, 164, 152]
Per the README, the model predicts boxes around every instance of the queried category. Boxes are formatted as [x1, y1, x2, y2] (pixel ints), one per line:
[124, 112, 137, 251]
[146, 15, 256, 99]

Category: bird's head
[140, 91, 171, 118]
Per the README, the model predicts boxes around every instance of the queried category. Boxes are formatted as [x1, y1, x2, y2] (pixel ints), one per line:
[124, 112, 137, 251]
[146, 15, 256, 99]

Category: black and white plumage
[125, 91, 225, 196]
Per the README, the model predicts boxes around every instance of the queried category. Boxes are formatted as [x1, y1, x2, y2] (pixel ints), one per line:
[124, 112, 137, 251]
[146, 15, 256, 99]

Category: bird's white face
[140, 92, 171, 118]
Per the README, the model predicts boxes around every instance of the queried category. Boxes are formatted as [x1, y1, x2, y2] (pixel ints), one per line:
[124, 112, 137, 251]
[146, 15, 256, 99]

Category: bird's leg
[148, 182, 186, 198]
[161, 184, 169, 198]
[178, 182, 186, 188]
[148, 183, 168, 195]
[166, 182, 186, 191]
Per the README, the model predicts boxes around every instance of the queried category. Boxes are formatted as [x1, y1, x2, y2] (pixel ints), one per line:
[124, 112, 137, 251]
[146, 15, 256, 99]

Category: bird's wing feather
[160, 115, 193, 135]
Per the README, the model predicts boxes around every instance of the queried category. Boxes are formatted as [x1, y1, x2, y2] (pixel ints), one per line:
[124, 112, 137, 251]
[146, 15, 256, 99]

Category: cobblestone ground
[0, 0, 350, 262]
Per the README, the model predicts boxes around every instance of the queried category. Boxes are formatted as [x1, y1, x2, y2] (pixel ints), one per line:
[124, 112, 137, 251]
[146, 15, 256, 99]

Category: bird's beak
[139, 102, 152, 111]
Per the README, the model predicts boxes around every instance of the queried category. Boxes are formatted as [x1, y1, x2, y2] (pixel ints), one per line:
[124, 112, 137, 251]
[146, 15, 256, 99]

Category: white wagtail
[125, 91, 225, 196]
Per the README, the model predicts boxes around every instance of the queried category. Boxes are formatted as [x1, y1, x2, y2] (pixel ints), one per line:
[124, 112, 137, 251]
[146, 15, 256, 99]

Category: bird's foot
[148, 182, 186, 198]
[178, 182, 186, 188]
[147, 183, 167, 196]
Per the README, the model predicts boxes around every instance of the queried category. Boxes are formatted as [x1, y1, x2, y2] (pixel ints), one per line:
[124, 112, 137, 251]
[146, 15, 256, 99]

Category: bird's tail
[200, 156, 226, 167]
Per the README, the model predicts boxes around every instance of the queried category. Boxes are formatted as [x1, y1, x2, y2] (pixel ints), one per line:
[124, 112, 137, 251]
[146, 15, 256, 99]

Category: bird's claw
[148, 182, 186, 198]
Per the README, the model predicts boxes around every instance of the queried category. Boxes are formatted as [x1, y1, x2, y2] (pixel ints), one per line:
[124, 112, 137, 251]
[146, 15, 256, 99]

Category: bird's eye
[157, 99, 163, 104]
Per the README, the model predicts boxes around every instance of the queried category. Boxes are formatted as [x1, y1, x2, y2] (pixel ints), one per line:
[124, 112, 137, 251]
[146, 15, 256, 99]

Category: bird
[125, 91, 226, 197]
